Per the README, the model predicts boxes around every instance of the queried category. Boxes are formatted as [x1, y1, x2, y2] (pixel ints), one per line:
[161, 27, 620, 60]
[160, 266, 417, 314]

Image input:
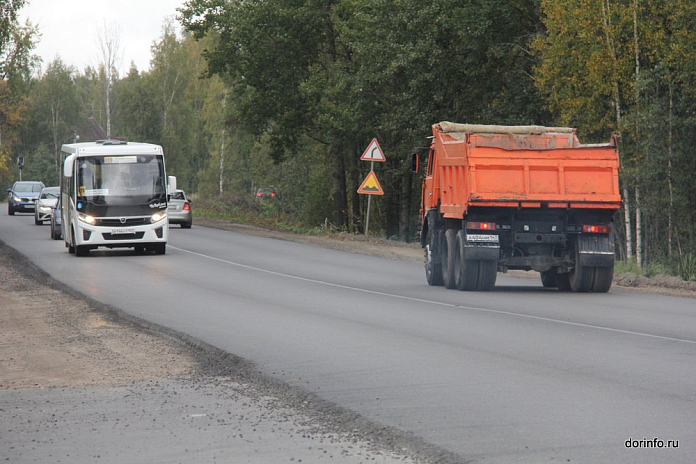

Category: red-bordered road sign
[360, 138, 386, 162]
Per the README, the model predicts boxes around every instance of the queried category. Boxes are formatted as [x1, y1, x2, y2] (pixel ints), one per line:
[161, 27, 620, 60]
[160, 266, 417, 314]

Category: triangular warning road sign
[357, 171, 384, 195]
[360, 138, 386, 162]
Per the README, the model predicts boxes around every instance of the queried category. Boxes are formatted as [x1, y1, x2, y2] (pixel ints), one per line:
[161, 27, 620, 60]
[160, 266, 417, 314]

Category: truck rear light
[467, 221, 495, 231]
[582, 224, 610, 234]
[183, 202, 190, 211]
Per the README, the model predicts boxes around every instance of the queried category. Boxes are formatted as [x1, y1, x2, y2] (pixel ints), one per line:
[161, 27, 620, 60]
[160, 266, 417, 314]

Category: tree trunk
[219, 136, 225, 195]
[632, 0, 641, 268]
[349, 145, 362, 233]
[106, 79, 111, 138]
[385, 160, 400, 239]
[636, 187, 642, 267]
[331, 147, 348, 229]
[399, 158, 413, 242]
[602, 0, 632, 261]
[624, 188, 633, 260]
[668, 81, 674, 257]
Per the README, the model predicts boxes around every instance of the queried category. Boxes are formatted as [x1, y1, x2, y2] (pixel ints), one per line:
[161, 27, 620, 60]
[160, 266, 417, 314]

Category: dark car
[50, 196, 63, 240]
[7, 181, 45, 215]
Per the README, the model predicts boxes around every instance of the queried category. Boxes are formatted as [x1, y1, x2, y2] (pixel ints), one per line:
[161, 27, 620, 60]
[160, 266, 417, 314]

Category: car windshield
[40, 187, 59, 199]
[14, 183, 43, 193]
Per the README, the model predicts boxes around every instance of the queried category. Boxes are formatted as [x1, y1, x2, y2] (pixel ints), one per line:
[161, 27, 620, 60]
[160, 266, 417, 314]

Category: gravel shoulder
[0, 238, 450, 463]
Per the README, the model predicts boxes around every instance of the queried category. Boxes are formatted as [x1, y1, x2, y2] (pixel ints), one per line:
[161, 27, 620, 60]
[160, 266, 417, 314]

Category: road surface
[1, 211, 694, 463]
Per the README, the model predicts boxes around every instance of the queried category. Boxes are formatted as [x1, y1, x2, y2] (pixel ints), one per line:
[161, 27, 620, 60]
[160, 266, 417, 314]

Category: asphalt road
[1, 211, 694, 463]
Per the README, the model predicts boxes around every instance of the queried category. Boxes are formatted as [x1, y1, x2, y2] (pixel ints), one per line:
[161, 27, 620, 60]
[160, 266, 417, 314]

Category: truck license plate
[467, 234, 499, 242]
[111, 228, 135, 234]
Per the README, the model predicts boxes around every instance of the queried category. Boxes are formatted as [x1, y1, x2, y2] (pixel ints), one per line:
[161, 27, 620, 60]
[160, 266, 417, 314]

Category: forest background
[1, 0, 695, 279]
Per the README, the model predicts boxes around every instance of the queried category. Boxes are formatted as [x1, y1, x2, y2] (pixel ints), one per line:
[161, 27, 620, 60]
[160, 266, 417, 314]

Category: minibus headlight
[77, 213, 96, 225]
[151, 211, 167, 223]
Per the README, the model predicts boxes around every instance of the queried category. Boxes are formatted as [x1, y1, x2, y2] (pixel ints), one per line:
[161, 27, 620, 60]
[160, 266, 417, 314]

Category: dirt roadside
[0, 225, 454, 463]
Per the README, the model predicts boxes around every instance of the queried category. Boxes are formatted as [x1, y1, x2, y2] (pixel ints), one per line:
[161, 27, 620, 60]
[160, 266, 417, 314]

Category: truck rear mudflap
[577, 234, 615, 267]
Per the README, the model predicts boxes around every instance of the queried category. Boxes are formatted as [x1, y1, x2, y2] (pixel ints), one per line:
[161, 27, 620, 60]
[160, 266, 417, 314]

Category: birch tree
[97, 22, 122, 139]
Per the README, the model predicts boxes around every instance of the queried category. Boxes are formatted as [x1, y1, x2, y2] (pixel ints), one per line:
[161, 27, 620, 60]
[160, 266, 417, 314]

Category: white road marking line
[169, 245, 696, 346]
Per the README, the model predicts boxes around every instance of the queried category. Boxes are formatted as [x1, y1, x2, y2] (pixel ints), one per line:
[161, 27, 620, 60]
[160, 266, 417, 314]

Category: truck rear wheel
[569, 264, 593, 292]
[424, 227, 443, 286]
[455, 232, 497, 291]
[591, 266, 614, 293]
[477, 260, 497, 291]
[442, 229, 458, 289]
[458, 259, 479, 291]
[454, 231, 467, 290]
[556, 273, 572, 291]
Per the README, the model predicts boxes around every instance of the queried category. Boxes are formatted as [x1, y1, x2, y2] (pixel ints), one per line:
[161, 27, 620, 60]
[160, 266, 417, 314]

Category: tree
[29, 59, 79, 177]
[0, 0, 38, 180]
[97, 21, 122, 139]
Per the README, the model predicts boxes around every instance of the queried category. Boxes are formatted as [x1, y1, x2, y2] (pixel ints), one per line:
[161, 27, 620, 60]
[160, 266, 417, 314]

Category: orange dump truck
[417, 122, 621, 292]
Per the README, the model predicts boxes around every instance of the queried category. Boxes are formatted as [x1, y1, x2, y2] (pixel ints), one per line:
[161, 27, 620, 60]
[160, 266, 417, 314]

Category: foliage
[1, 1, 696, 281]
[677, 253, 696, 281]
[0, 1, 38, 185]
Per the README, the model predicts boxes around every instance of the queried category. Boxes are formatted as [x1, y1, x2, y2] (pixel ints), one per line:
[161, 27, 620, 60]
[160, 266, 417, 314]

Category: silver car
[167, 189, 192, 228]
[34, 186, 59, 225]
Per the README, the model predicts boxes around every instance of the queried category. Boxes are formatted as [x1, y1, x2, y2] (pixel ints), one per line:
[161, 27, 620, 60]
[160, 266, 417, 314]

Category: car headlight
[77, 213, 96, 224]
[12, 195, 21, 202]
[39, 205, 52, 212]
[151, 211, 167, 223]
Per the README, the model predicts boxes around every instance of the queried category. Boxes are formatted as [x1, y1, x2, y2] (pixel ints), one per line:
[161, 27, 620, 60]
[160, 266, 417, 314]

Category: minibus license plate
[112, 228, 135, 234]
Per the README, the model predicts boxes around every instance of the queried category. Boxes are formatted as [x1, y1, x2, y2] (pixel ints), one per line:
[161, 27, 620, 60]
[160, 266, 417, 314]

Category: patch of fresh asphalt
[0, 240, 460, 464]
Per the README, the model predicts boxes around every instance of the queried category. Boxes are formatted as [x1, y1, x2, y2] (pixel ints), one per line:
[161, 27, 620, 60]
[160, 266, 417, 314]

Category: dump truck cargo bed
[428, 122, 621, 219]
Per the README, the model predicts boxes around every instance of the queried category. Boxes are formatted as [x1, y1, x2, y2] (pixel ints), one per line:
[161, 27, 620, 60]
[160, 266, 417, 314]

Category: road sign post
[358, 139, 386, 236]
[17, 156, 24, 181]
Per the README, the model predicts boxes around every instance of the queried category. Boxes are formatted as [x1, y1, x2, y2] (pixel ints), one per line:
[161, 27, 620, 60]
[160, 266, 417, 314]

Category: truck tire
[591, 266, 614, 293]
[424, 226, 443, 286]
[477, 260, 497, 291]
[569, 263, 594, 292]
[442, 229, 458, 289]
[540, 270, 557, 288]
[556, 273, 572, 291]
[454, 231, 466, 290]
[456, 231, 479, 291]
